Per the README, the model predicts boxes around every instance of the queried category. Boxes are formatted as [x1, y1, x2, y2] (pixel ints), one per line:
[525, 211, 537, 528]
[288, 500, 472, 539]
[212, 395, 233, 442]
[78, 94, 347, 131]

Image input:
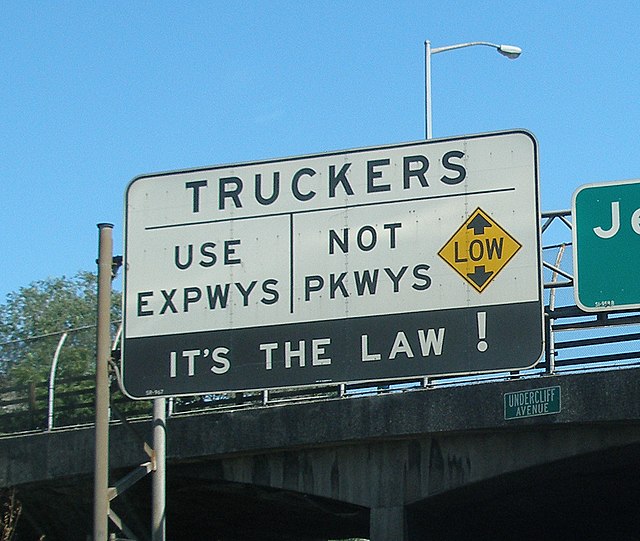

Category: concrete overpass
[1, 367, 640, 540]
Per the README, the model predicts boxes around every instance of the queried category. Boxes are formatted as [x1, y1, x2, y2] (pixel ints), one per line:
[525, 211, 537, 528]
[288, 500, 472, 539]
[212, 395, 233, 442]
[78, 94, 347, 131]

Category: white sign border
[122, 130, 545, 398]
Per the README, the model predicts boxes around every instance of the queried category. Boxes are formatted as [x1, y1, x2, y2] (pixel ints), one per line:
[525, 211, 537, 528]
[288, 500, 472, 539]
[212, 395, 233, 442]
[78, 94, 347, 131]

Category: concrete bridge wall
[1, 368, 640, 539]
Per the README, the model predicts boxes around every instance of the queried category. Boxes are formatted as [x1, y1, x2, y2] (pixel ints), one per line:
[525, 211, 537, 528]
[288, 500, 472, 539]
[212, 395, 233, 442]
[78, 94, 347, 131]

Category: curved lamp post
[425, 40, 522, 139]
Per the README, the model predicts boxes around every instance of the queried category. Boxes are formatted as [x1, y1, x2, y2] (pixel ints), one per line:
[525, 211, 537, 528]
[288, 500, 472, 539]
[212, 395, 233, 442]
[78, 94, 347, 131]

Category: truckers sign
[122, 130, 543, 398]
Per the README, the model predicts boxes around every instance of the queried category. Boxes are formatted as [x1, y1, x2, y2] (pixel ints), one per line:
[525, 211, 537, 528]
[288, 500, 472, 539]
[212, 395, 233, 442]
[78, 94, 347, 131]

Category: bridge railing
[1, 210, 639, 434]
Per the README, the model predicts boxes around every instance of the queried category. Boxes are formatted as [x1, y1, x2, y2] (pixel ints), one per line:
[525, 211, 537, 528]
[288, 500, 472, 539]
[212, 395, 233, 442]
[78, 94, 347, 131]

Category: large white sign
[122, 130, 543, 398]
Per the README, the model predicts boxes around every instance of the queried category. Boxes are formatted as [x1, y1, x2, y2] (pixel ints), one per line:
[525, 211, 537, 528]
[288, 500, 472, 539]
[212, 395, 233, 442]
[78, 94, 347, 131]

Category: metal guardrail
[0, 210, 639, 435]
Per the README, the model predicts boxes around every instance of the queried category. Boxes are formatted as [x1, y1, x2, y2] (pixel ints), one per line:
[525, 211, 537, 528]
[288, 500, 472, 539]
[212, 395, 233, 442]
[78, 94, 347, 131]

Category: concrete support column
[369, 506, 407, 541]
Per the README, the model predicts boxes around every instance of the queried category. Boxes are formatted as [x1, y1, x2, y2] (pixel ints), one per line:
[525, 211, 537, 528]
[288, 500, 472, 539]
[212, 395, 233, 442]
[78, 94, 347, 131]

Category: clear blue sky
[1, 1, 639, 300]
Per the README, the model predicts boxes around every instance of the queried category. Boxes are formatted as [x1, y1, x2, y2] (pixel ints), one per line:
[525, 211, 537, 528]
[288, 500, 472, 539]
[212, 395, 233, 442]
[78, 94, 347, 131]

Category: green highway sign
[504, 386, 561, 420]
[572, 179, 640, 312]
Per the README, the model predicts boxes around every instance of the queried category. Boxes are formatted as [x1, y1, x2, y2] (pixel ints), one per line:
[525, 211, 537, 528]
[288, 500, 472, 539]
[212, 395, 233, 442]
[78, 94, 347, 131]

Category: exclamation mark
[170, 351, 177, 378]
[477, 311, 488, 352]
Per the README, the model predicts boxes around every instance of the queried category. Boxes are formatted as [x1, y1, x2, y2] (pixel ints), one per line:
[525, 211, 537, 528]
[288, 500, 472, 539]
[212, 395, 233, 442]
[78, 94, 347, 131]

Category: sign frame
[122, 130, 544, 399]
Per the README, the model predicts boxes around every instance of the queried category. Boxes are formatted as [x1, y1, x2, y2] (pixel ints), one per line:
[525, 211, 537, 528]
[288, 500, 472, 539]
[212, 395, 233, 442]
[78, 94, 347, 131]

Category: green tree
[0, 272, 122, 429]
[0, 271, 120, 382]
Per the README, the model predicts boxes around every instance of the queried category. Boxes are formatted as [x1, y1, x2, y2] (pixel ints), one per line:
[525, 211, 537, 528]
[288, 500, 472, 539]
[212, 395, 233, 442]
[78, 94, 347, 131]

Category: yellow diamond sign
[438, 207, 522, 292]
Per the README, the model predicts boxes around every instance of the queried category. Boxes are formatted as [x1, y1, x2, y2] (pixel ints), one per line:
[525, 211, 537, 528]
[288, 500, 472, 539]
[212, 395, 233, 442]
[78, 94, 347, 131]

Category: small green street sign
[504, 386, 561, 420]
[572, 179, 640, 312]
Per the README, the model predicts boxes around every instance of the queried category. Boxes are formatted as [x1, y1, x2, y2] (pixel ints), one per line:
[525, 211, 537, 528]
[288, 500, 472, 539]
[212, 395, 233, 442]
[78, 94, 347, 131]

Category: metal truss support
[104, 400, 167, 541]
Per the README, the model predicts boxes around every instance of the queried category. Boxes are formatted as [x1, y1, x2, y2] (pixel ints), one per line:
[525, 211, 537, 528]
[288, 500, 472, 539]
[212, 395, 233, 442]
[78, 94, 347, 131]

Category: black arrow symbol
[467, 213, 492, 235]
[467, 266, 494, 289]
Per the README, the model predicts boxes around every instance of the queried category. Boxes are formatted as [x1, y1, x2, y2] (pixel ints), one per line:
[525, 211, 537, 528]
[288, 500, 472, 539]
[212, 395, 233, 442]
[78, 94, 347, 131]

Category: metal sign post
[152, 398, 167, 541]
[122, 130, 543, 398]
[94, 223, 113, 541]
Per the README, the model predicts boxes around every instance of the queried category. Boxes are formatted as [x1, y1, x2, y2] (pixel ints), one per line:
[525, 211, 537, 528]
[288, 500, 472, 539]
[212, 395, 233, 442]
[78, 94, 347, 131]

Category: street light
[425, 40, 522, 139]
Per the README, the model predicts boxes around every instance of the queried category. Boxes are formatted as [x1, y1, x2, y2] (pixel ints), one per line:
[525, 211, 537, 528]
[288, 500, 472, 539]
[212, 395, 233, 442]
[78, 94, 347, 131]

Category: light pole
[425, 40, 522, 139]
